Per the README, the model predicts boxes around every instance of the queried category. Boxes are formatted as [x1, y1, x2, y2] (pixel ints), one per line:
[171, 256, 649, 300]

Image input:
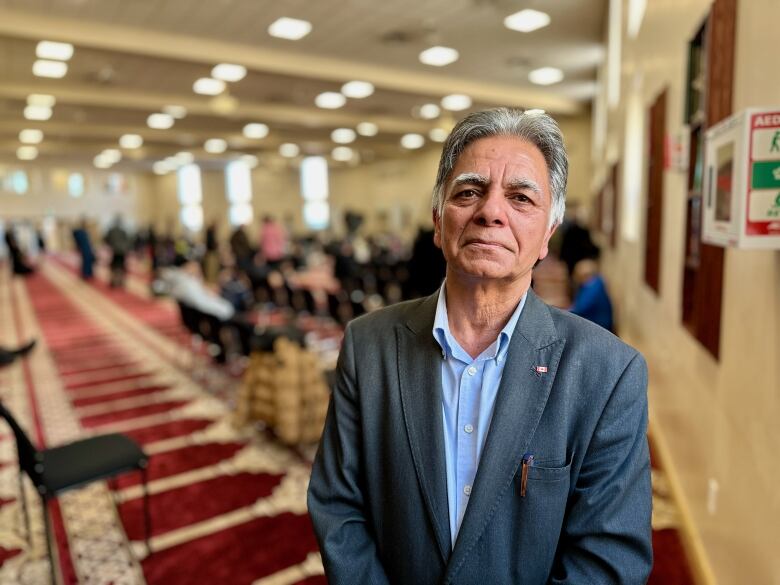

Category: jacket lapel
[444, 290, 565, 582]
[396, 291, 452, 563]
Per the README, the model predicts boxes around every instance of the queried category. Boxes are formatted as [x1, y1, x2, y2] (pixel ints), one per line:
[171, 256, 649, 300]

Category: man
[307, 108, 652, 584]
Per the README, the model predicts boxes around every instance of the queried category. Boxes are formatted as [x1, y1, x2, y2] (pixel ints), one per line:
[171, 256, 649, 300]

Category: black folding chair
[0, 400, 151, 584]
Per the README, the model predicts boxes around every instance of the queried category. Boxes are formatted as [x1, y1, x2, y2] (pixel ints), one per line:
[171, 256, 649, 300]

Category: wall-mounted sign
[702, 108, 780, 249]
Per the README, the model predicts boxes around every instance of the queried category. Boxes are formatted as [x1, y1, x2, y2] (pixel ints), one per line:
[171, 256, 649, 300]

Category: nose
[473, 188, 507, 227]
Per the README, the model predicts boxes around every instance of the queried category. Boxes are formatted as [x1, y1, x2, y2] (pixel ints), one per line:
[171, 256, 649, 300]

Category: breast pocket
[509, 460, 573, 573]
[527, 460, 572, 483]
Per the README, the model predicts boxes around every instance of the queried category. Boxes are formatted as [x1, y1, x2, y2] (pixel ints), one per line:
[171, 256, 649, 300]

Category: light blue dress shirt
[432, 285, 527, 548]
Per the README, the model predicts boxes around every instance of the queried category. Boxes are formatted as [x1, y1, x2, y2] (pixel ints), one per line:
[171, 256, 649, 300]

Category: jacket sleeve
[307, 323, 390, 585]
[549, 352, 653, 585]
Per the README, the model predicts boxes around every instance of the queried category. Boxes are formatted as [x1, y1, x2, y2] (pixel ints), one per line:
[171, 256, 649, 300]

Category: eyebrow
[450, 173, 542, 195]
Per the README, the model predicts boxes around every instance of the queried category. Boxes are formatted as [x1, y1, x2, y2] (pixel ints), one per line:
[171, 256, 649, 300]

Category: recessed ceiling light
[524, 108, 546, 115]
[212, 63, 247, 82]
[36, 41, 74, 61]
[95, 155, 113, 169]
[24, 105, 52, 120]
[315, 92, 346, 109]
[528, 67, 564, 85]
[341, 81, 374, 99]
[268, 17, 312, 40]
[332, 146, 354, 162]
[163, 105, 187, 119]
[32, 60, 67, 78]
[27, 94, 56, 107]
[440, 94, 472, 111]
[243, 123, 269, 139]
[331, 128, 356, 144]
[279, 143, 300, 157]
[152, 161, 171, 175]
[204, 138, 228, 154]
[17, 146, 38, 161]
[101, 149, 122, 163]
[356, 122, 378, 137]
[175, 152, 195, 165]
[418, 104, 441, 119]
[419, 46, 459, 67]
[400, 134, 425, 149]
[428, 128, 448, 143]
[504, 9, 551, 33]
[147, 113, 174, 129]
[19, 129, 44, 144]
[193, 77, 226, 96]
[119, 134, 143, 149]
[240, 154, 259, 168]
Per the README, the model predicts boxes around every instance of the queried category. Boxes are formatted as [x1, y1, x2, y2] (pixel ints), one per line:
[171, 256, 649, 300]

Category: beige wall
[0, 165, 148, 228]
[593, 1, 780, 583]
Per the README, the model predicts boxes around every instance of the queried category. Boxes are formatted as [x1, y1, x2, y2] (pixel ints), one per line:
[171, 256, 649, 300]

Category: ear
[433, 208, 442, 249]
[537, 222, 558, 262]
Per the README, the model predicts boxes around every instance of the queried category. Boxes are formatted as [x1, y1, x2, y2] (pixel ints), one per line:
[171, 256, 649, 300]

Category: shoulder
[547, 303, 639, 365]
[346, 296, 431, 337]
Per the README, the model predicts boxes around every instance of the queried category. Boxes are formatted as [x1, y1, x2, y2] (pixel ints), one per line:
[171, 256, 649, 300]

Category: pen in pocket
[521, 453, 534, 497]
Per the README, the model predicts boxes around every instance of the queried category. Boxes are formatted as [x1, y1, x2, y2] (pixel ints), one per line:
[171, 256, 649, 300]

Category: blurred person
[4, 224, 34, 276]
[259, 215, 288, 266]
[558, 203, 597, 278]
[406, 225, 446, 298]
[202, 220, 220, 283]
[308, 108, 651, 584]
[72, 217, 96, 280]
[104, 215, 131, 287]
[569, 255, 614, 332]
[162, 261, 252, 361]
[229, 225, 254, 273]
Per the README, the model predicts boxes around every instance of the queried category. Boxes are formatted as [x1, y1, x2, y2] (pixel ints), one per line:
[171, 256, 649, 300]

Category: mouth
[464, 238, 508, 250]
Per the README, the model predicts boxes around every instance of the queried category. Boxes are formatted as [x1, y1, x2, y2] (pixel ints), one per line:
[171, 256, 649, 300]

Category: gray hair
[431, 108, 568, 228]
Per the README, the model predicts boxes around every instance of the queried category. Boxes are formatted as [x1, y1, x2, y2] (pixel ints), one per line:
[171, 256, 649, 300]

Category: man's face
[433, 136, 557, 288]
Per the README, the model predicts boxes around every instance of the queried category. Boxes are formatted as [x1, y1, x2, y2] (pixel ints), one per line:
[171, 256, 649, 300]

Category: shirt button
[464, 424, 474, 434]
[463, 485, 472, 496]
[467, 366, 477, 376]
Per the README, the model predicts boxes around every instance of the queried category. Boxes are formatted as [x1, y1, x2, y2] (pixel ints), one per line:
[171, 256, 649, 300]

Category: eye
[510, 193, 533, 204]
[454, 188, 479, 199]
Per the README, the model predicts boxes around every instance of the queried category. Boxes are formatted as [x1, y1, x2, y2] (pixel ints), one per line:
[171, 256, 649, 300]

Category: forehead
[450, 136, 549, 184]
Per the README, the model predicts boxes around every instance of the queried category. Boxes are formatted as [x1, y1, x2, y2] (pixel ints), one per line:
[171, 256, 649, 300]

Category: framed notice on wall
[702, 108, 780, 249]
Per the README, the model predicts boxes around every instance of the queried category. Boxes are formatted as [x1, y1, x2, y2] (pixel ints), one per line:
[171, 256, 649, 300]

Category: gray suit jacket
[308, 289, 652, 584]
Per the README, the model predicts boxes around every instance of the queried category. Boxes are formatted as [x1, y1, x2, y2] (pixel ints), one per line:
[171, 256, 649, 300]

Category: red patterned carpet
[0, 255, 696, 584]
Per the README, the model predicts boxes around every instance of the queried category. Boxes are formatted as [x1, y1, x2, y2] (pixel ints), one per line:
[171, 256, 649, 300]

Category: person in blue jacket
[570, 255, 614, 332]
[72, 217, 96, 280]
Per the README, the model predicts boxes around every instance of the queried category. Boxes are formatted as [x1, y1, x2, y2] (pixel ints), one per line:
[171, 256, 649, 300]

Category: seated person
[161, 262, 252, 361]
[569, 257, 614, 332]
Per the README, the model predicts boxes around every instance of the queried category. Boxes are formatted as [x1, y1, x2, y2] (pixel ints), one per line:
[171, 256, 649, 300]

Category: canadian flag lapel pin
[533, 365, 548, 375]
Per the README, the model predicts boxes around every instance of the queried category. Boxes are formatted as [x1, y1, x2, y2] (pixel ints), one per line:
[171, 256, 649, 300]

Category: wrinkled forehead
[447, 136, 551, 192]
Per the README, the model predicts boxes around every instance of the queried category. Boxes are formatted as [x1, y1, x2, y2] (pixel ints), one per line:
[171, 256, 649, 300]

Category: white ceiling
[0, 0, 606, 170]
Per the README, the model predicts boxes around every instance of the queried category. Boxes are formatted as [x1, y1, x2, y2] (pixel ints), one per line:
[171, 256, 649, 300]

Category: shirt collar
[432, 281, 527, 362]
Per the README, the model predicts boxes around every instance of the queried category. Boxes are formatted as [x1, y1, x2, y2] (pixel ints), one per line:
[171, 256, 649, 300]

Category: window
[177, 164, 203, 231]
[300, 156, 330, 230]
[6, 170, 29, 195]
[226, 161, 253, 226]
[68, 173, 85, 198]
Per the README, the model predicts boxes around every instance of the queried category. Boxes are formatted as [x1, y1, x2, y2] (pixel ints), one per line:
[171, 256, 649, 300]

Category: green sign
[751, 161, 780, 189]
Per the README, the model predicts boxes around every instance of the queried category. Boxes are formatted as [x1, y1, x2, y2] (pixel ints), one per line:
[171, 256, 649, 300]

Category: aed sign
[703, 108, 780, 249]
